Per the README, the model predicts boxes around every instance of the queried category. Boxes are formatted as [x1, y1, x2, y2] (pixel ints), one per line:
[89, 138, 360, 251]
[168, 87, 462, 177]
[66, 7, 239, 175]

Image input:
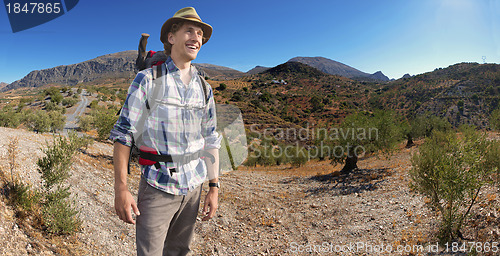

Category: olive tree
[329, 110, 403, 173]
[410, 125, 500, 242]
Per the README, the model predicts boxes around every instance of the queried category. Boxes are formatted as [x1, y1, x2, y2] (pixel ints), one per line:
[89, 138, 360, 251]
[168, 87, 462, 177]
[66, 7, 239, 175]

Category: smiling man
[110, 7, 221, 256]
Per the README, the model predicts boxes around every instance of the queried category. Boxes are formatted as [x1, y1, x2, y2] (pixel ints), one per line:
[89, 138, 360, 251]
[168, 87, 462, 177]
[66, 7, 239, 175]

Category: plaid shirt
[110, 57, 221, 195]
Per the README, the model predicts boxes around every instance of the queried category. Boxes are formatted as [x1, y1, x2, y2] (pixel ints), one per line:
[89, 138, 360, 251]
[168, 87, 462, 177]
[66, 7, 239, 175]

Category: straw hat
[160, 7, 212, 45]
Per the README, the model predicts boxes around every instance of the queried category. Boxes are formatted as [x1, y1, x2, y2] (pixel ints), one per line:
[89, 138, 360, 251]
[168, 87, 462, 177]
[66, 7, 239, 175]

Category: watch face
[209, 182, 220, 188]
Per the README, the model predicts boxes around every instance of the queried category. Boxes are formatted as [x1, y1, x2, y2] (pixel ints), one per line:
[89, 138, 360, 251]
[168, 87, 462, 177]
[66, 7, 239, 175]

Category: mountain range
[4, 51, 137, 91]
[193, 63, 245, 80]
[288, 57, 390, 81]
[1, 51, 391, 91]
[0, 82, 7, 91]
[215, 61, 499, 130]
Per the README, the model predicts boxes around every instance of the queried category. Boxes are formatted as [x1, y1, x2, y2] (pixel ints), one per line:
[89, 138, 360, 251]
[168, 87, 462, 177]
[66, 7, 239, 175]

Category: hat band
[181, 15, 202, 22]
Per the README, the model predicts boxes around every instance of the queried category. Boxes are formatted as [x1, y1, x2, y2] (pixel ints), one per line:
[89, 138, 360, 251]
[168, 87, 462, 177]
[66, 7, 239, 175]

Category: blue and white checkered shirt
[110, 57, 221, 195]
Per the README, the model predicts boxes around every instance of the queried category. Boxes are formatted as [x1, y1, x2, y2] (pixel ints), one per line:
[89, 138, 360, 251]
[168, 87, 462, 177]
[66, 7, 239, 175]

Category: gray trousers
[136, 178, 202, 256]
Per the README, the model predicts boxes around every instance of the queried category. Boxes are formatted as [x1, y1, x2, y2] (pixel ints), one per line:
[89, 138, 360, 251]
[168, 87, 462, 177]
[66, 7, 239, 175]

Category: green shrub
[37, 132, 89, 234]
[410, 126, 500, 242]
[289, 146, 308, 167]
[273, 145, 290, 165]
[330, 110, 403, 173]
[259, 91, 272, 103]
[45, 101, 65, 113]
[48, 110, 66, 132]
[32, 110, 51, 133]
[62, 98, 78, 107]
[217, 83, 227, 91]
[47, 89, 63, 104]
[231, 91, 243, 102]
[77, 114, 93, 132]
[43, 198, 81, 234]
[0, 106, 20, 128]
[309, 96, 325, 112]
[255, 144, 275, 166]
[89, 100, 99, 109]
[405, 114, 451, 147]
[91, 106, 119, 141]
[8, 181, 41, 215]
[490, 107, 500, 131]
[23, 109, 65, 133]
[117, 90, 127, 102]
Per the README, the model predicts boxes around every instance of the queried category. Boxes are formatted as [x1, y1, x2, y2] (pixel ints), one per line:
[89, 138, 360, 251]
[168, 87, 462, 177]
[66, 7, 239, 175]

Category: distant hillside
[246, 66, 270, 75]
[0, 82, 7, 91]
[368, 71, 390, 81]
[212, 61, 500, 132]
[288, 56, 389, 81]
[3, 51, 138, 92]
[401, 73, 412, 79]
[1, 51, 246, 92]
[212, 61, 361, 134]
[263, 62, 326, 78]
[374, 62, 500, 128]
[193, 63, 245, 80]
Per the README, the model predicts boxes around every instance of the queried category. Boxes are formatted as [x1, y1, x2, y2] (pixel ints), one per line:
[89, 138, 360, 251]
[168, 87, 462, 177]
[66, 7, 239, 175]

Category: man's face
[168, 23, 204, 62]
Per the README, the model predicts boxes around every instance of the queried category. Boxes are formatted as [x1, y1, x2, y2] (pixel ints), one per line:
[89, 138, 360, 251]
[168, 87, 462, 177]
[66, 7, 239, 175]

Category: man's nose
[190, 32, 202, 41]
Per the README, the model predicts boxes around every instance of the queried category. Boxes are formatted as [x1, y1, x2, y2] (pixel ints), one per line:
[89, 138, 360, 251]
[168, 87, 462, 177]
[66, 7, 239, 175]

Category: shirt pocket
[145, 98, 205, 153]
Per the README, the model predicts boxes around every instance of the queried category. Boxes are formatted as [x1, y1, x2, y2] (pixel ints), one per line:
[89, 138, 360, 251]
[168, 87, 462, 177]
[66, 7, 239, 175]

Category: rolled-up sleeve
[201, 84, 222, 149]
[109, 71, 150, 147]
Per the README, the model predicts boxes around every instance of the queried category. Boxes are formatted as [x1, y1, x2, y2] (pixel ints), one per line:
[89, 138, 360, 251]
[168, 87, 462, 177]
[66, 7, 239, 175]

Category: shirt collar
[165, 56, 198, 76]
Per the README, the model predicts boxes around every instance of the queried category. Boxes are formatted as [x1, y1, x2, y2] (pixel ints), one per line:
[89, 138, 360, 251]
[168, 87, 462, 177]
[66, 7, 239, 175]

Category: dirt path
[63, 89, 88, 133]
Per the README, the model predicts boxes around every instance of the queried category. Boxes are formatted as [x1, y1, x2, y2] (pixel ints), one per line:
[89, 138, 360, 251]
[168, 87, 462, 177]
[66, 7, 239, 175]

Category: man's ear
[168, 32, 175, 45]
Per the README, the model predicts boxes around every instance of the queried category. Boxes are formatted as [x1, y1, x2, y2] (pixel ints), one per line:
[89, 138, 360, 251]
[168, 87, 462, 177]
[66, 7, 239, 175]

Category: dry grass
[209, 80, 252, 90]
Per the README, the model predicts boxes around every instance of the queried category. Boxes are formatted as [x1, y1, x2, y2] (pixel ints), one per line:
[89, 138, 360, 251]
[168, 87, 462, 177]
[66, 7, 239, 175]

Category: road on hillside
[63, 89, 88, 134]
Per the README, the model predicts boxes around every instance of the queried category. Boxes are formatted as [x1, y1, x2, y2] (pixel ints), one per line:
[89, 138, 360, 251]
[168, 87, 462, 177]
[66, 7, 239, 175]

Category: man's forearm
[114, 142, 131, 190]
[204, 148, 219, 182]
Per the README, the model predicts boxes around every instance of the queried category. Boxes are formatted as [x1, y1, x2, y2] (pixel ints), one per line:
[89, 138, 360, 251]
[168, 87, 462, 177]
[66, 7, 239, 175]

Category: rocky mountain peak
[288, 56, 389, 81]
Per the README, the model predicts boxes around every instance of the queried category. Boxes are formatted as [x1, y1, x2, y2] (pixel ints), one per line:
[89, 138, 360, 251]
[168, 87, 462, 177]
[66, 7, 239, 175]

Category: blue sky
[0, 0, 499, 84]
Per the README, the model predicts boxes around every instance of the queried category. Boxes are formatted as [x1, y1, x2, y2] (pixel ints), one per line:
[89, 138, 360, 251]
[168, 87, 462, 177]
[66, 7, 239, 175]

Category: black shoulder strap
[147, 64, 165, 110]
[198, 74, 210, 105]
[152, 64, 163, 81]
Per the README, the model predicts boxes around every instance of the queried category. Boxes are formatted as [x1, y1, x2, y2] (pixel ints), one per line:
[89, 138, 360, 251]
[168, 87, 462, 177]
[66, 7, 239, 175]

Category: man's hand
[115, 187, 140, 224]
[113, 142, 140, 224]
[202, 187, 218, 221]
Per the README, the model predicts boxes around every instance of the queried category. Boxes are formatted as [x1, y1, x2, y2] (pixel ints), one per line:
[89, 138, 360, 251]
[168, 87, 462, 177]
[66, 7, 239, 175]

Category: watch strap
[209, 182, 220, 188]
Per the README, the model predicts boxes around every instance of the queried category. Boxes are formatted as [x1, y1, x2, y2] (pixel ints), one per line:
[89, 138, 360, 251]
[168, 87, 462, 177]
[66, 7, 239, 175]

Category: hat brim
[160, 17, 212, 45]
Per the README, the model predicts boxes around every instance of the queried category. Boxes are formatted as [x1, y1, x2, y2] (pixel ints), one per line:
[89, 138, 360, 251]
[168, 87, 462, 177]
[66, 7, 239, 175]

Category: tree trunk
[405, 134, 414, 148]
[341, 154, 358, 174]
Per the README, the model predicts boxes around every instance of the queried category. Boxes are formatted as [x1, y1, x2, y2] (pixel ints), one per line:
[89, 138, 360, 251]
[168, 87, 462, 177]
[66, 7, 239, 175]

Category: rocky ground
[0, 127, 499, 255]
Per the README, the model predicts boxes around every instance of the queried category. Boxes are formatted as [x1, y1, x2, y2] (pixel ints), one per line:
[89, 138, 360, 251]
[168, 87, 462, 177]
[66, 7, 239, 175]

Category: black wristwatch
[209, 182, 220, 188]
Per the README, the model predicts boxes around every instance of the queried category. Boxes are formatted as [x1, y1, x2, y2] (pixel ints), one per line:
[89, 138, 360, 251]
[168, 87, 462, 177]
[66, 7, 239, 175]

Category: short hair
[163, 21, 207, 55]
